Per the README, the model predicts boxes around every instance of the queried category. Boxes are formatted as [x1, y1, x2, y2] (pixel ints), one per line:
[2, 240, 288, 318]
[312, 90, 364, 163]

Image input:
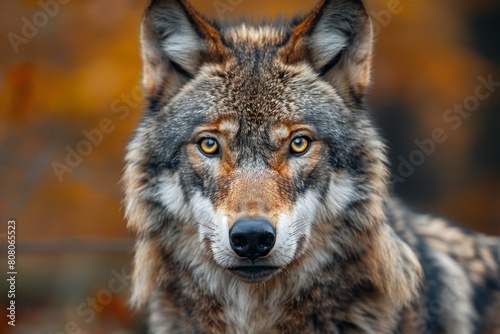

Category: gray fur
[124, 1, 500, 333]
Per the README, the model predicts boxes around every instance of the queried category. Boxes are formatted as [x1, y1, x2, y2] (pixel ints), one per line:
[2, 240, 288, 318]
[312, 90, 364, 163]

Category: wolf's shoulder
[386, 198, 500, 333]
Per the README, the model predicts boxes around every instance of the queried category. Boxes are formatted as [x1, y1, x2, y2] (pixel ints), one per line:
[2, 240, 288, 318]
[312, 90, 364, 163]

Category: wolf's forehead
[223, 24, 289, 46]
[206, 70, 297, 129]
[205, 117, 292, 142]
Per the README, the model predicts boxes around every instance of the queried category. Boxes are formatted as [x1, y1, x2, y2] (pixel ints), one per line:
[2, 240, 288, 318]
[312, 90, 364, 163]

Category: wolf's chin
[228, 266, 281, 283]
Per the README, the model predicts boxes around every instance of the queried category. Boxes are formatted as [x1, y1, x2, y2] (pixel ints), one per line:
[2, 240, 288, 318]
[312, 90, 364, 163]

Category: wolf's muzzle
[229, 218, 276, 261]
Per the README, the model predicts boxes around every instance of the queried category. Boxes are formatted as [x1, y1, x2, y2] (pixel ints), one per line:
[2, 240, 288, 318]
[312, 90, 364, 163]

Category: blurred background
[0, 0, 498, 333]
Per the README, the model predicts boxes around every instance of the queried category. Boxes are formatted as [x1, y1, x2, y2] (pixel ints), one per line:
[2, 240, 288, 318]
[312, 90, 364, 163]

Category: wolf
[123, 0, 500, 333]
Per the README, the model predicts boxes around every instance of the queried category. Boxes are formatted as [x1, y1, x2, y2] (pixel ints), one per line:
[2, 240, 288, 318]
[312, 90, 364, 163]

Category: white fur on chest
[218, 280, 284, 333]
[151, 276, 283, 333]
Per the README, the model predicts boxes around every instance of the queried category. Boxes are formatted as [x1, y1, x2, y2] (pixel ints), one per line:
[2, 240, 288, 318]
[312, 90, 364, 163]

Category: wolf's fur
[123, 0, 500, 333]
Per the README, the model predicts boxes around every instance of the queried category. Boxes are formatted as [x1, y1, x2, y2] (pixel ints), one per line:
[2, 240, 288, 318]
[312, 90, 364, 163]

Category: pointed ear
[141, 0, 227, 98]
[281, 0, 373, 98]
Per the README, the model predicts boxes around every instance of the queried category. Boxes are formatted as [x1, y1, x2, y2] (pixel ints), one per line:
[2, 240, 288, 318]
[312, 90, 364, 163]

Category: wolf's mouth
[228, 266, 280, 283]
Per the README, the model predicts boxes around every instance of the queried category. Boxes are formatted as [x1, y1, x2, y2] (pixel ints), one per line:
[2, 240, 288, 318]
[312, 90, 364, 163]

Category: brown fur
[124, 1, 500, 333]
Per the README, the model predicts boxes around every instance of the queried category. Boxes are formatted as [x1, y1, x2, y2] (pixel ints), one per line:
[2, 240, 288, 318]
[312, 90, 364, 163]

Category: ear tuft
[141, 0, 227, 98]
[281, 0, 373, 97]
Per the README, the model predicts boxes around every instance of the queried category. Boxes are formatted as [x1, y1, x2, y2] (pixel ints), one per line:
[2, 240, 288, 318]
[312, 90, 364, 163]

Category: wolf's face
[153, 59, 353, 282]
[125, 0, 396, 289]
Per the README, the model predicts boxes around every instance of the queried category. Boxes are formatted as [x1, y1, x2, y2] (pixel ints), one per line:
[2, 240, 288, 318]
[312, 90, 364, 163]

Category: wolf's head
[124, 0, 421, 309]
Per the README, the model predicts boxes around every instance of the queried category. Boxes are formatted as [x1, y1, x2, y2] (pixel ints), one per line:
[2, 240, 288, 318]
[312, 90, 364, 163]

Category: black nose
[229, 218, 276, 261]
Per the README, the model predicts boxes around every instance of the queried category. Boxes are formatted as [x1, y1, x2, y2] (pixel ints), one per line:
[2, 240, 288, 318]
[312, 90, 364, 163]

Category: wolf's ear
[281, 0, 373, 98]
[141, 0, 227, 98]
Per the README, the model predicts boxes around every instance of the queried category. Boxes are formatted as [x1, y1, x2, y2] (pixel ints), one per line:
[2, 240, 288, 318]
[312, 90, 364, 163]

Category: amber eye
[198, 138, 219, 156]
[290, 137, 310, 155]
